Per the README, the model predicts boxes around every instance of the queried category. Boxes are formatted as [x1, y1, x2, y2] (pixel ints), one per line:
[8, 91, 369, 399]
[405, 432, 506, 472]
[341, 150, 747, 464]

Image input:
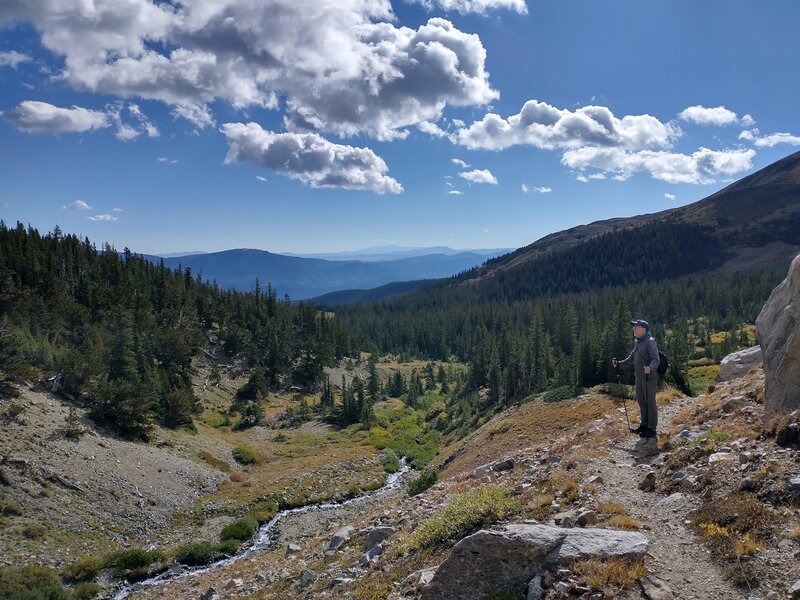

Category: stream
[111, 459, 413, 599]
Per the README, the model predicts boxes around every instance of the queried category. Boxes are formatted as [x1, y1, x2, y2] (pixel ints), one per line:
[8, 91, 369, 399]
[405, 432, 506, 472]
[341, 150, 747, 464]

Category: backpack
[657, 349, 669, 377]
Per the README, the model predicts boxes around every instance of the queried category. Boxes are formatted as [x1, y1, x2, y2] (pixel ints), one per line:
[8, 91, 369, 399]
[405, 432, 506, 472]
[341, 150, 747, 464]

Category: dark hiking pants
[635, 373, 658, 430]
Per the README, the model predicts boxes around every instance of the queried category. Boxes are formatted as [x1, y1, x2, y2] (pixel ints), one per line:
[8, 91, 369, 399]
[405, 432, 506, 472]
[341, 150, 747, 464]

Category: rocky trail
[588, 397, 742, 600]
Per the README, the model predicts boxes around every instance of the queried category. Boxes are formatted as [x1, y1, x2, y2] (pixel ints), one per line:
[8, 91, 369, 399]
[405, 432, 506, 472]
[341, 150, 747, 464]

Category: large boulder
[716, 346, 762, 382]
[420, 524, 648, 600]
[756, 253, 800, 416]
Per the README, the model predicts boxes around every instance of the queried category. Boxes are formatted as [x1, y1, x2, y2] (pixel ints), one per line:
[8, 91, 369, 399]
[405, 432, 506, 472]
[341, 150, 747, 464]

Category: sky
[1, 0, 799, 255]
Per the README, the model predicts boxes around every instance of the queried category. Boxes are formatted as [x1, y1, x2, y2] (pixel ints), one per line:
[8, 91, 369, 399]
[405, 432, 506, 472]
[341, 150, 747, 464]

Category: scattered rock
[641, 575, 674, 600]
[328, 525, 354, 552]
[285, 543, 301, 556]
[721, 395, 747, 413]
[708, 452, 735, 466]
[199, 588, 217, 600]
[223, 578, 243, 590]
[717, 346, 762, 382]
[364, 526, 395, 550]
[401, 567, 437, 594]
[638, 471, 656, 492]
[300, 569, 318, 587]
[526, 575, 544, 600]
[420, 524, 648, 600]
[756, 252, 800, 416]
[577, 510, 598, 527]
[492, 458, 516, 472]
[585, 475, 604, 485]
[789, 579, 800, 599]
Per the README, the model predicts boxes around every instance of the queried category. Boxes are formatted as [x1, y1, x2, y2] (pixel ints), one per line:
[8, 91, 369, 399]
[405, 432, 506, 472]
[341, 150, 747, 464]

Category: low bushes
[406, 485, 520, 551]
[0, 565, 70, 600]
[231, 445, 260, 465]
[220, 516, 258, 542]
[407, 470, 438, 496]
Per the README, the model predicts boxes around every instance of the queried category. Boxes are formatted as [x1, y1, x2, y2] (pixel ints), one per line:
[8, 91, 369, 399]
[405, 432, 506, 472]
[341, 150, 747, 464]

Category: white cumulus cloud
[221, 122, 402, 194]
[87, 214, 117, 222]
[451, 158, 470, 168]
[7, 100, 109, 134]
[457, 99, 680, 151]
[561, 146, 755, 185]
[418, 121, 450, 138]
[521, 183, 529, 193]
[63, 200, 92, 210]
[459, 168, 497, 184]
[532, 186, 551, 193]
[678, 105, 739, 126]
[664, 193, 676, 201]
[448, 189, 463, 195]
[0, 50, 31, 68]
[740, 114, 756, 127]
[407, 0, 528, 15]
[2, 2, 498, 139]
[750, 132, 800, 148]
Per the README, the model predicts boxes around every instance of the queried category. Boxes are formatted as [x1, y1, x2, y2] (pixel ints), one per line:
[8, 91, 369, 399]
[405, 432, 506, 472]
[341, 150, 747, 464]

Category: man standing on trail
[613, 319, 660, 438]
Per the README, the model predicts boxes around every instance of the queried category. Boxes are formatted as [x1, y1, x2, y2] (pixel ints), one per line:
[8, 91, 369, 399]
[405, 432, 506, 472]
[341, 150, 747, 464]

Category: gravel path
[591, 398, 742, 600]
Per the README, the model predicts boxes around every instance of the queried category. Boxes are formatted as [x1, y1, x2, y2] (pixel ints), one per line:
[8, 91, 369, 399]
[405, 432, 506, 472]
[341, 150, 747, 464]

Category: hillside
[149, 249, 504, 300]
[309, 279, 436, 308]
[95, 365, 800, 600]
[470, 150, 800, 281]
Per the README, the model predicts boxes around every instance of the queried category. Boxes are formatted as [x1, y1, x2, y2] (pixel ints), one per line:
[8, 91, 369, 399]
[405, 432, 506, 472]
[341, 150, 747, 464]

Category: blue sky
[1, 0, 799, 255]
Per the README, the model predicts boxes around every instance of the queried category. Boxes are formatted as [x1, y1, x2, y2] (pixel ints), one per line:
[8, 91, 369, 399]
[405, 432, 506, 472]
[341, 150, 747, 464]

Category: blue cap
[631, 319, 649, 329]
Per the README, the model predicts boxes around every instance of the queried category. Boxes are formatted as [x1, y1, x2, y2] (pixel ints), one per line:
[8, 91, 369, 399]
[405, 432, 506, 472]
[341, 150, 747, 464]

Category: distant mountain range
[138, 246, 510, 300]
[322, 150, 800, 308]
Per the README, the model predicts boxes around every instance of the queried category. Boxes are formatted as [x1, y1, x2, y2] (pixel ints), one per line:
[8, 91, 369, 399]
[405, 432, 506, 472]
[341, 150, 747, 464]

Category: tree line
[0, 222, 352, 439]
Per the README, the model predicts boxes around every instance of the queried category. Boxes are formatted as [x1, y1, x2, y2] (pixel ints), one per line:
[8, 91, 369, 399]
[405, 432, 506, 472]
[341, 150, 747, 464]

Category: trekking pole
[615, 362, 634, 432]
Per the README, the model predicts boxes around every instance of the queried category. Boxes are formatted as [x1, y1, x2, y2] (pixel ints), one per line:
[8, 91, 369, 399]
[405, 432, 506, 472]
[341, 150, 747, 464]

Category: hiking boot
[632, 424, 645, 434]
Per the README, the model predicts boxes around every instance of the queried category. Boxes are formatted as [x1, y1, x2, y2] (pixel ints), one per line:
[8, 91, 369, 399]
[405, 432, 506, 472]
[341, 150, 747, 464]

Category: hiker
[612, 319, 660, 438]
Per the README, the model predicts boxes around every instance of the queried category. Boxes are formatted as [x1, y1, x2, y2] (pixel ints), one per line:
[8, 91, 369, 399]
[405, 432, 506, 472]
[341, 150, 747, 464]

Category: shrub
[214, 539, 241, 557]
[0, 499, 22, 516]
[108, 548, 165, 573]
[175, 542, 215, 566]
[22, 522, 46, 539]
[407, 470, 438, 496]
[250, 499, 279, 523]
[71, 582, 102, 599]
[407, 485, 520, 551]
[542, 384, 583, 403]
[231, 445, 260, 465]
[381, 449, 400, 473]
[486, 419, 512, 438]
[690, 492, 776, 586]
[0, 468, 10, 486]
[62, 556, 107, 583]
[0, 565, 70, 600]
[220, 516, 258, 542]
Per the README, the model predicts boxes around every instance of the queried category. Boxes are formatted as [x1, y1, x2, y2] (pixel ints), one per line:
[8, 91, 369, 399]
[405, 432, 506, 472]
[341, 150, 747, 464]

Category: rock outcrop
[756, 252, 800, 415]
[716, 345, 762, 382]
[420, 523, 648, 600]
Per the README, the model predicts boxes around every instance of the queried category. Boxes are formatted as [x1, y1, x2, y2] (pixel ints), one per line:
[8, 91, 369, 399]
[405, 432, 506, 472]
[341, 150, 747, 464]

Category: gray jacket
[618, 332, 660, 377]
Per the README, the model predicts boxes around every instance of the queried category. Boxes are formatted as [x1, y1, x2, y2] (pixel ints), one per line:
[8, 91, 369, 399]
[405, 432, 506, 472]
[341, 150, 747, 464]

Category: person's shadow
[614, 436, 660, 464]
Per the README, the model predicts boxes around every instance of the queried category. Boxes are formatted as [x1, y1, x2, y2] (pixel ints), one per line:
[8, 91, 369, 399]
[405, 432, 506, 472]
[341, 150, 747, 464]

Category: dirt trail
[588, 397, 742, 600]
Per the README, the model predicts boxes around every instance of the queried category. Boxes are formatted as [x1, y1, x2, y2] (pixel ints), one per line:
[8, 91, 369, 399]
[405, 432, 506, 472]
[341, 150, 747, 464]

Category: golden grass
[788, 526, 800, 540]
[598, 500, 628, 516]
[606, 515, 644, 530]
[572, 557, 646, 596]
[439, 394, 618, 479]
